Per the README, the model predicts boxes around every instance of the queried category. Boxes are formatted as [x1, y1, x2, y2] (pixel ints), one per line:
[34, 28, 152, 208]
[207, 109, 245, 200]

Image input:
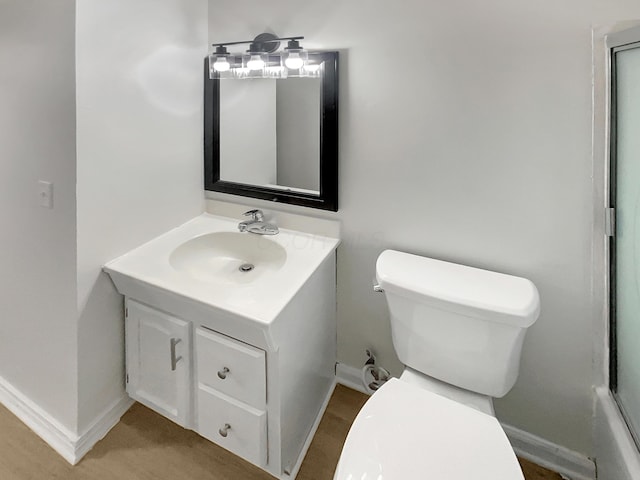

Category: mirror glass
[219, 77, 321, 194]
[204, 51, 339, 211]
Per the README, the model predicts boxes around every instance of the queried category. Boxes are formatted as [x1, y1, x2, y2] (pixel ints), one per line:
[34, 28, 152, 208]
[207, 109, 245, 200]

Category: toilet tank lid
[376, 250, 540, 327]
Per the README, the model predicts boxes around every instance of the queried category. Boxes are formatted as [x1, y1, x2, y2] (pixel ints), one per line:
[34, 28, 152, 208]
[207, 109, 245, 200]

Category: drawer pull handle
[219, 423, 231, 437]
[170, 338, 182, 371]
[217, 367, 230, 379]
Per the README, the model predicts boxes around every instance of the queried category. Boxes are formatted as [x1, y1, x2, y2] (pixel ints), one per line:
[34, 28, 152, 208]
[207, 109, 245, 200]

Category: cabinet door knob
[219, 423, 231, 437]
[217, 367, 230, 379]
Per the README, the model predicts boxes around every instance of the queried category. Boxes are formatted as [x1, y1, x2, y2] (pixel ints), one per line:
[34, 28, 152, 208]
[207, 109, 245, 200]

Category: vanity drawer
[196, 327, 266, 409]
[197, 386, 267, 467]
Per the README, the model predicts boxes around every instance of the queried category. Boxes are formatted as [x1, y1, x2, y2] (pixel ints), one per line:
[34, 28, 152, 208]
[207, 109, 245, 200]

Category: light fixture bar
[211, 36, 304, 48]
[209, 34, 308, 80]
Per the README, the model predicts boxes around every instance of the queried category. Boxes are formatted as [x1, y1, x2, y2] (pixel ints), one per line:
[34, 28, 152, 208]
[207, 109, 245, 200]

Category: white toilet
[334, 249, 540, 479]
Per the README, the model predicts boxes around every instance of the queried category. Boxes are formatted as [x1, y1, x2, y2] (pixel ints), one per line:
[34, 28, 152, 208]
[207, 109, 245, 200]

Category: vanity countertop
[104, 213, 340, 324]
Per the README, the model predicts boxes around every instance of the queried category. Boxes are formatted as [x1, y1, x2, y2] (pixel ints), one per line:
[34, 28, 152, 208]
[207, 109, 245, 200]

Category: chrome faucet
[238, 209, 279, 235]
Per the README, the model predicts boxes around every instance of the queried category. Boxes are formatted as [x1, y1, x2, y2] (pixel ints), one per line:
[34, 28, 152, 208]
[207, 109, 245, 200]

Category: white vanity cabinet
[125, 299, 192, 427]
[124, 301, 271, 465]
[117, 252, 336, 479]
[104, 213, 340, 479]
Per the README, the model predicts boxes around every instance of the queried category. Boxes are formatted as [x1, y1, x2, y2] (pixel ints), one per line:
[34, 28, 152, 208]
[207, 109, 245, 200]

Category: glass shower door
[612, 41, 640, 447]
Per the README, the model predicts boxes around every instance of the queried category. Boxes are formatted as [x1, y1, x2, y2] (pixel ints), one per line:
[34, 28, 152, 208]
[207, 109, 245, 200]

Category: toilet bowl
[334, 378, 524, 479]
[334, 250, 540, 480]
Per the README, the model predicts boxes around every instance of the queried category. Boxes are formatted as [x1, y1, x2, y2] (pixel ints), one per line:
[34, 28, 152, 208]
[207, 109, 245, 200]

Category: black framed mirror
[204, 51, 339, 211]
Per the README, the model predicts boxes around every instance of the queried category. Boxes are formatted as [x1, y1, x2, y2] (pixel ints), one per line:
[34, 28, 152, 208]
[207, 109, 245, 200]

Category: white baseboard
[0, 374, 80, 464]
[74, 395, 134, 463]
[501, 424, 595, 480]
[335, 363, 369, 395]
[0, 374, 133, 465]
[335, 362, 595, 480]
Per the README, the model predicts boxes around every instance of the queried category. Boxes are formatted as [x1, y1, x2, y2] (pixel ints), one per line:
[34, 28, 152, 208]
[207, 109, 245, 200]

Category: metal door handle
[217, 367, 230, 379]
[219, 423, 231, 437]
[170, 338, 182, 371]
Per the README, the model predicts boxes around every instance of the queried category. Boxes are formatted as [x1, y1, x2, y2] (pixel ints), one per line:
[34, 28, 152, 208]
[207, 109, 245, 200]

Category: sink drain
[239, 263, 255, 272]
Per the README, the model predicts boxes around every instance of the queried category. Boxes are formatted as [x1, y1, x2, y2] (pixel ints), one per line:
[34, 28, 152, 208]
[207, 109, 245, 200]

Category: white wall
[208, 0, 640, 456]
[0, 0, 207, 447]
[76, 0, 206, 432]
[0, 0, 79, 433]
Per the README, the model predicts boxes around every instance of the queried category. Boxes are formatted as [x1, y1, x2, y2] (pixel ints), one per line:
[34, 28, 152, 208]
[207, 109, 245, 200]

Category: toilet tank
[376, 250, 540, 398]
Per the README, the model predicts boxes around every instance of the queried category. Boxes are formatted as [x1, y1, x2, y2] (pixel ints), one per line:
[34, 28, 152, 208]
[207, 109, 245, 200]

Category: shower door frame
[607, 30, 640, 451]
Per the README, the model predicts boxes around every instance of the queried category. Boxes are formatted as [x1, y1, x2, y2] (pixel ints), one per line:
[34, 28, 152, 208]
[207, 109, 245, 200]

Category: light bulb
[247, 54, 265, 71]
[213, 57, 230, 72]
[285, 52, 304, 70]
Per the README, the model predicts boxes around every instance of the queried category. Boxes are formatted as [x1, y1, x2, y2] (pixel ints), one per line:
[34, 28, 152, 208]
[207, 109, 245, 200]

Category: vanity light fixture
[209, 44, 241, 79]
[211, 46, 231, 72]
[242, 41, 268, 78]
[283, 39, 308, 70]
[246, 54, 265, 70]
[209, 33, 310, 80]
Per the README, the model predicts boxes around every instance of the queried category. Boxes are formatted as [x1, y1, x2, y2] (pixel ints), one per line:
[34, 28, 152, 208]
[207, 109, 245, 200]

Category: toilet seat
[334, 378, 524, 480]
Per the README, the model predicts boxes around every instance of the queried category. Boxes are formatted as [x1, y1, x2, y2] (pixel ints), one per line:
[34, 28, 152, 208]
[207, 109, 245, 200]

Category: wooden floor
[0, 385, 562, 480]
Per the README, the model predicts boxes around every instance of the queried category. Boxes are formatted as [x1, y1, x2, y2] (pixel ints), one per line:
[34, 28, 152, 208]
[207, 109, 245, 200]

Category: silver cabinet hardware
[170, 338, 182, 371]
[219, 423, 231, 437]
[217, 366, 230, 379]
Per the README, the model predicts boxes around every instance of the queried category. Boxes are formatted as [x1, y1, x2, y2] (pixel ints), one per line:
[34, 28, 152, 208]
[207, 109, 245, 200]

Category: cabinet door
[126, 299, 191, 427]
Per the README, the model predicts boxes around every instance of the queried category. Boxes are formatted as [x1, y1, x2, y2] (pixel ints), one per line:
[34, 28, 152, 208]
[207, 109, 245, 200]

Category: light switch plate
[38, 181, 53, 209]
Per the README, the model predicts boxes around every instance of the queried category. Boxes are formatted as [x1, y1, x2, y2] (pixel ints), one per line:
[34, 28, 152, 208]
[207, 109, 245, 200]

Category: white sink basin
[169, 232, 287, 284]
[103, 213, 340, 324]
